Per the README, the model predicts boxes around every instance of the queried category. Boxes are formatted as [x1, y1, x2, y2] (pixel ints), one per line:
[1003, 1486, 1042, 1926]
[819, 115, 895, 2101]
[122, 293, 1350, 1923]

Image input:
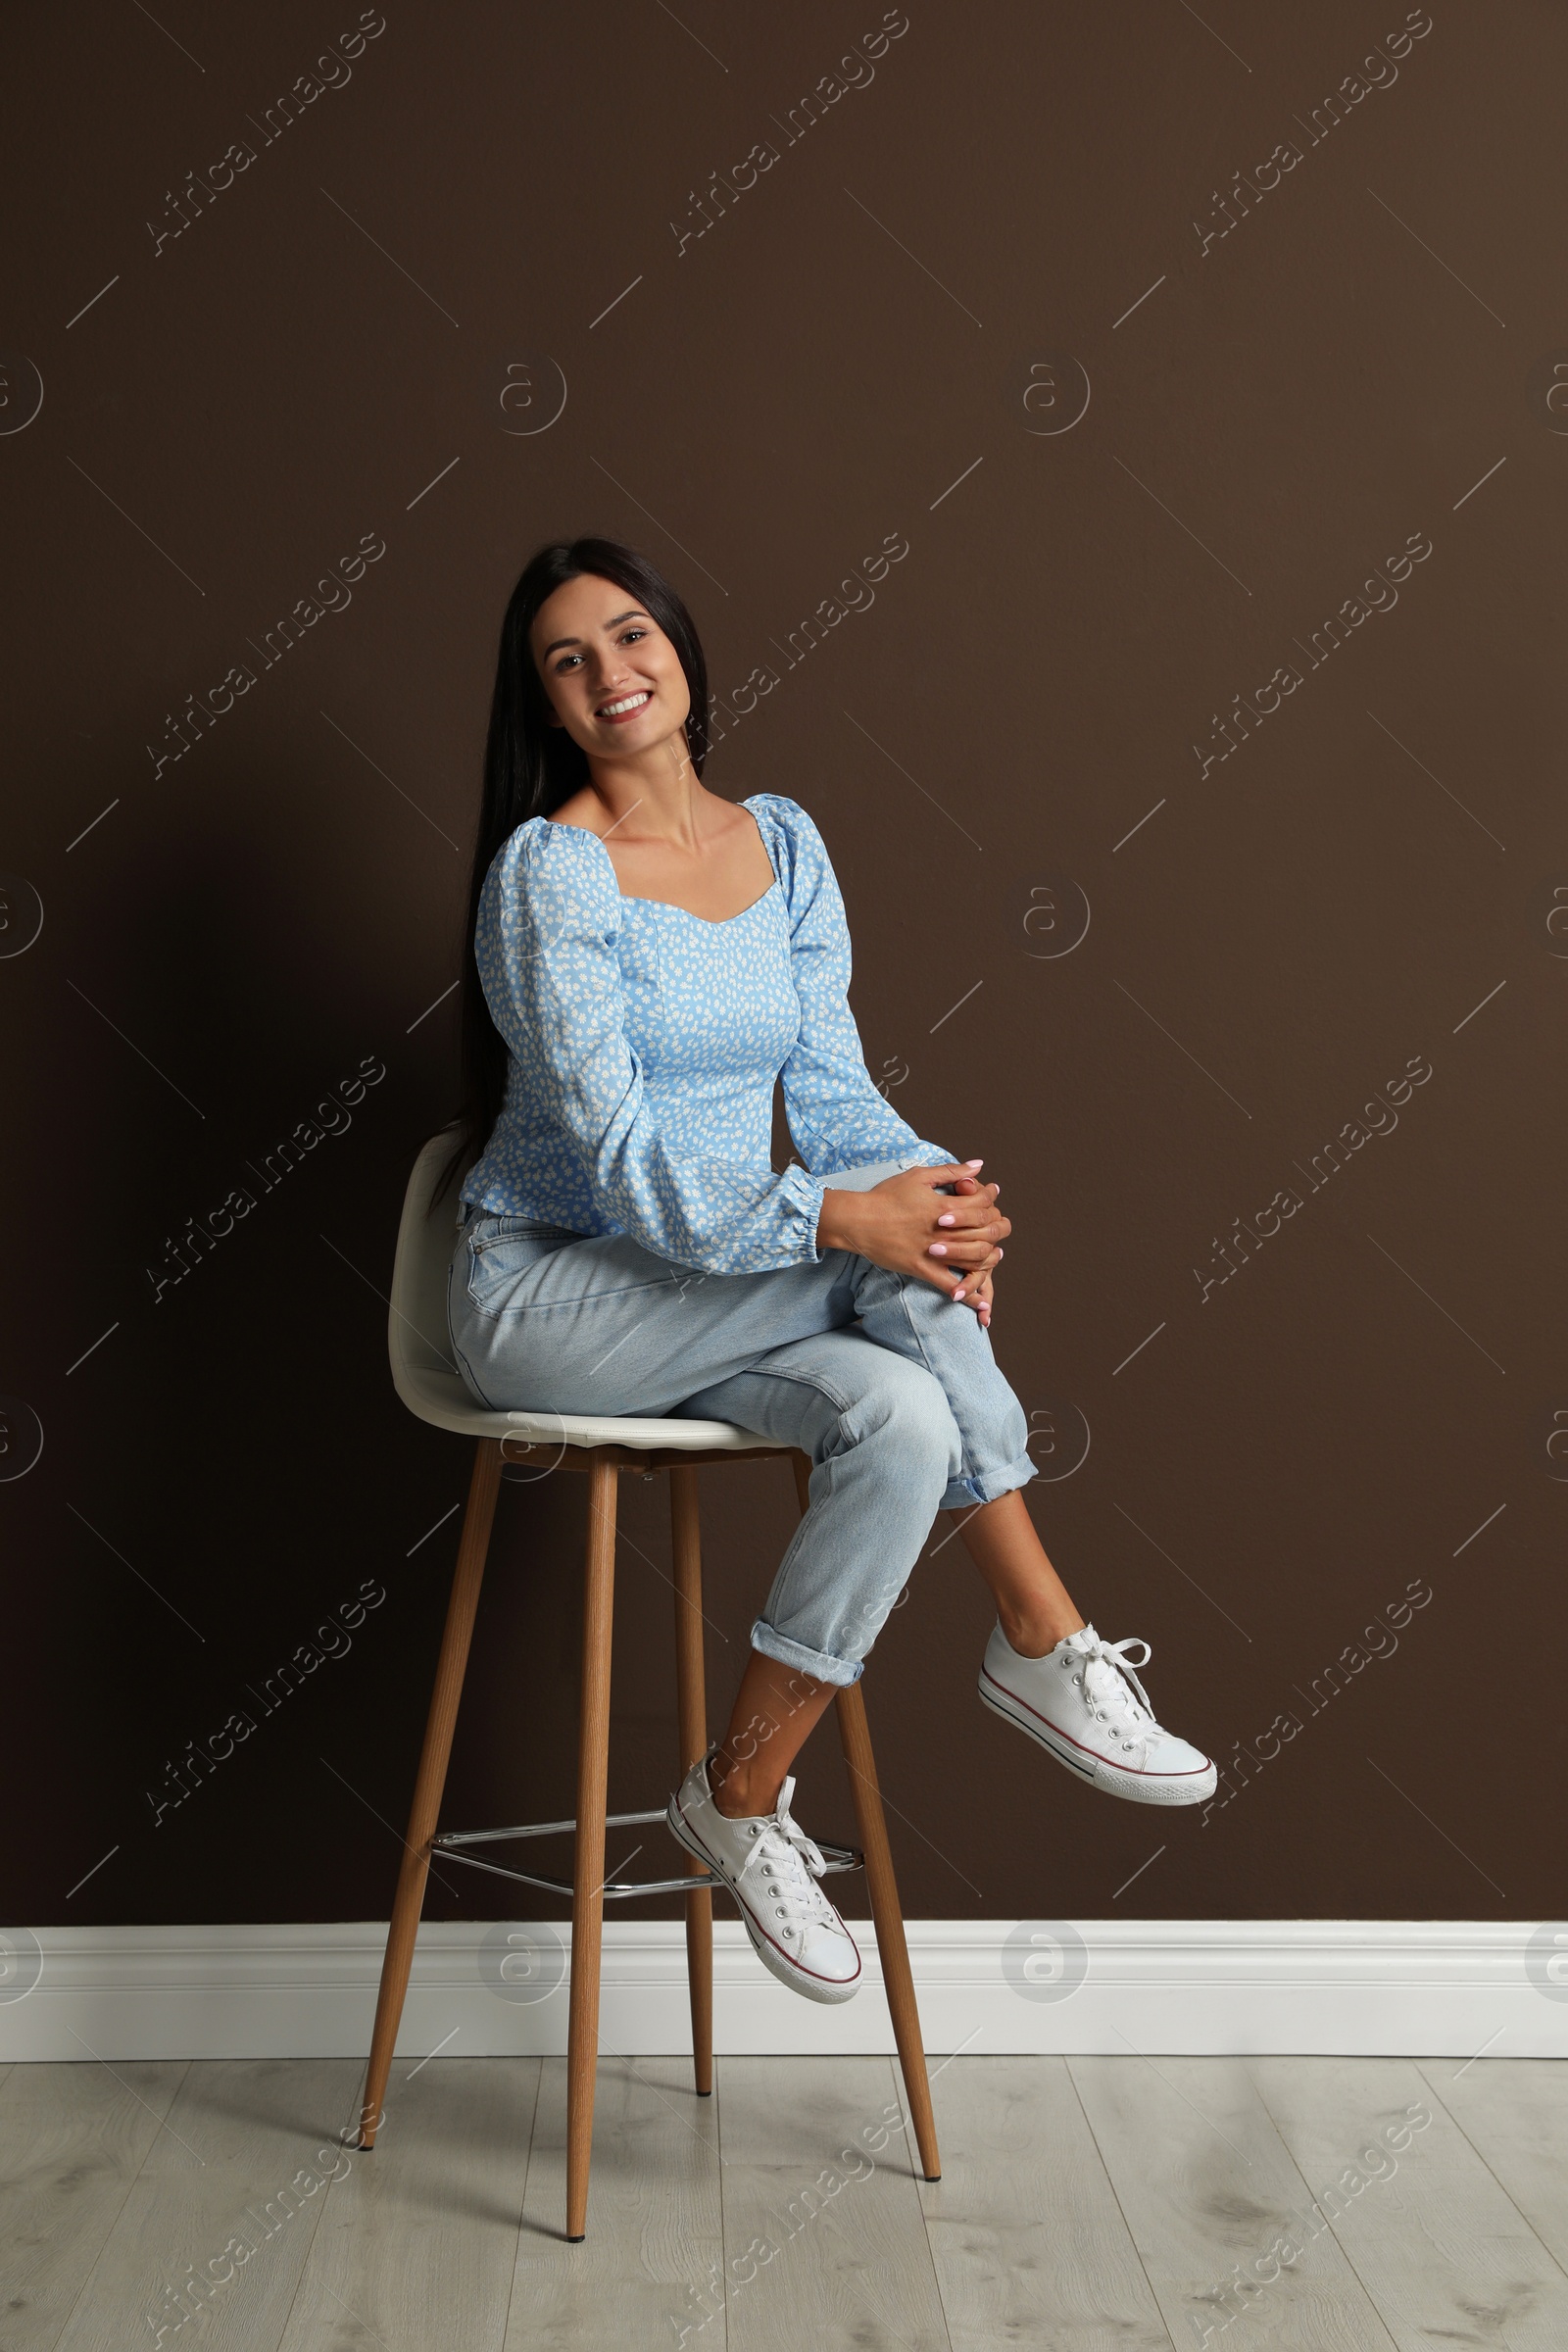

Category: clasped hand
[816, 1160, 1009, 1329]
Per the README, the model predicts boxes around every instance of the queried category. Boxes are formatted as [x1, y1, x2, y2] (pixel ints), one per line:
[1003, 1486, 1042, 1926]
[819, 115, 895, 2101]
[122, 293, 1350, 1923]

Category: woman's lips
[596, 690, 652, 723]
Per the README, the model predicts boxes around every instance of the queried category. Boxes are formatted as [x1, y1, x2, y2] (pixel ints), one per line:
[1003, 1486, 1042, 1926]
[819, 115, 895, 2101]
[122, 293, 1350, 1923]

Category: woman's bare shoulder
[545, 784, 606, 835]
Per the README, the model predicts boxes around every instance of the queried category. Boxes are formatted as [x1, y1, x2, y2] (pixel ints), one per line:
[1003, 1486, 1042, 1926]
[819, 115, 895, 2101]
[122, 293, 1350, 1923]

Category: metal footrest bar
[435, 1807, 670, 1847]
[429, 1809, 864, 1901]
[433, 1845, 720, 1899]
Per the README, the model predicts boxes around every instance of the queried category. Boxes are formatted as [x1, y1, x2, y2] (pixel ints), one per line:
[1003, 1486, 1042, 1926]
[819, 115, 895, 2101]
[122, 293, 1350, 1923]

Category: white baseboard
[2, 1921, 1562, 2062]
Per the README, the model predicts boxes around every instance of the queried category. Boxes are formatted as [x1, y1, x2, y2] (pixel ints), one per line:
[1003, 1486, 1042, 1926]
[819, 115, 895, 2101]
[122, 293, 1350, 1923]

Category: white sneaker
[979, 1621, 1216, 1806]
[664, 1746, 862, 2003]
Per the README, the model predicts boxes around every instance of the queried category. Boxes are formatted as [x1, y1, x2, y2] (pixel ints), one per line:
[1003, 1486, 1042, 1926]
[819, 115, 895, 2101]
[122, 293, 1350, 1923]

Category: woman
[441, 538, 1213, 2007]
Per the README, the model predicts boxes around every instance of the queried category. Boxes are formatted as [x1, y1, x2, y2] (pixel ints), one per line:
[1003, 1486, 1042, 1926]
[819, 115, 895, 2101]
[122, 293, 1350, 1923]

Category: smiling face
[529, 572, 692, 761]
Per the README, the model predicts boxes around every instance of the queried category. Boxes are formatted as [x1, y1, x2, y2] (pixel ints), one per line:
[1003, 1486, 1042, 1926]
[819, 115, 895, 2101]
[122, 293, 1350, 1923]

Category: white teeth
[598, 691, 650, 717]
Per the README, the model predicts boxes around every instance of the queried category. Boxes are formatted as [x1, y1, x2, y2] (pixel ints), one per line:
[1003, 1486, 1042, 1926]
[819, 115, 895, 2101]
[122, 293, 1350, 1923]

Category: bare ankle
[709, 1755, 775, 1818]
[1002, 1607, 1085, 1658]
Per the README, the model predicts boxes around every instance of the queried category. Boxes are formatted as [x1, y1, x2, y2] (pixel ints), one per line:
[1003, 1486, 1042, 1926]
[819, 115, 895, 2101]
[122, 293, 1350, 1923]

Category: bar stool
[357, 1133, 941, 2239]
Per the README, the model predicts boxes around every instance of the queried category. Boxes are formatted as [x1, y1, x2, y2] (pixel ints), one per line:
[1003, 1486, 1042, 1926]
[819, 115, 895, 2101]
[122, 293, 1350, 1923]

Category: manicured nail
[954, 1288, 966, 1300]
[937, 1212, 956, 1226]
[964, 1159, 984, 1168]
[928, 1243, 948, 1256]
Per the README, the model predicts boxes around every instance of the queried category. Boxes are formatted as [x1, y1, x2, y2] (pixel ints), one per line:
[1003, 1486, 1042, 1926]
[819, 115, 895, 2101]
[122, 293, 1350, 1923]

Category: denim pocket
[470, 1215, 584, 1250]
[464, 1217, 582, 1309]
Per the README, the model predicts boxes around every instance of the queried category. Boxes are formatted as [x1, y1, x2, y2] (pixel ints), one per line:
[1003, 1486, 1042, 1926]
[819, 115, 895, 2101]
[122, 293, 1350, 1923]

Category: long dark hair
[432, 537, 712, 1206]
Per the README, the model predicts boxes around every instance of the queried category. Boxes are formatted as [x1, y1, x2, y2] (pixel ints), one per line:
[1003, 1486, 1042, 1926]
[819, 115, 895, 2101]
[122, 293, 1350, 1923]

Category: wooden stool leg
[835, 1684, 941, 2180]
[790, 1449, 942, 2183]
[359, 1437, 504, 2151]
[669, 1464, 713, 2097]
[565, 1454, 619, 2241]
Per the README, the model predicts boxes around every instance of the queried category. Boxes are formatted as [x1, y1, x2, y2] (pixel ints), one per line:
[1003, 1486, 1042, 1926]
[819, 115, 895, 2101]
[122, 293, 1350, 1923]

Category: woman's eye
[555, 625, 648, 673]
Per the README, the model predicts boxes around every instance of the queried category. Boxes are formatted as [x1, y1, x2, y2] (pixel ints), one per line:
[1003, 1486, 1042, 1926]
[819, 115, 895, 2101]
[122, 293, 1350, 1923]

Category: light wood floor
[3, 2050, 1566, 2349]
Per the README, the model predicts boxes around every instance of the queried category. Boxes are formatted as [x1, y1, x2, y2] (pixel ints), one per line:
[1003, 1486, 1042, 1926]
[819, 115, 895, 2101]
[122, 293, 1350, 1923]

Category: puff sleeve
[756, 794, 959, 1178]
[473, 822, 828, 1275]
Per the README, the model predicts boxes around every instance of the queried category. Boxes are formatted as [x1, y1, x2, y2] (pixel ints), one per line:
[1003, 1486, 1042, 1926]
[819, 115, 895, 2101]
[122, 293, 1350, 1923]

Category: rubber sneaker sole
[978, 1670, 1217, 1806]
[663, 1788, 862, 2004]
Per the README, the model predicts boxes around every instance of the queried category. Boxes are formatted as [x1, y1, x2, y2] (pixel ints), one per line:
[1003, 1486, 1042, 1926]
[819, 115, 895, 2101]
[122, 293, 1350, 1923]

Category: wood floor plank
[1413, 2059, 1568, 2273]
[280, 2056, 537, 2352]
[1070, 2055, 1396, 2350]
[18, 2051, 1563, 2352]
[1250, 2056, 1568, 2352]
[0, 2058, 187, 2349]
[505, 2053, 722, 2350]
[52, 2058, 362, 2352]
[913, 2054, 1174, 2352]
[714, 2054, 951, 2352]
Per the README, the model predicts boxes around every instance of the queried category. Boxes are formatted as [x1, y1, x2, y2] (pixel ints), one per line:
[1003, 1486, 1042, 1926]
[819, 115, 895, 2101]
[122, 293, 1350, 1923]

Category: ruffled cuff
[773, 1160, 827, 1264]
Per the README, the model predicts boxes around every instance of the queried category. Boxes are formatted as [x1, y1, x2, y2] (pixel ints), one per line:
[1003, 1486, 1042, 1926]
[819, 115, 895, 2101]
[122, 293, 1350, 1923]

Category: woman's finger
[963, 1264, 998, 1326]
[934, 1194, 1008, 1235]
[930, 1212, 1009, 1249]
[951, 1251, 1001, 1298]
[927, 1235, 1006, 1267]
[908, 1257, 972, 1300]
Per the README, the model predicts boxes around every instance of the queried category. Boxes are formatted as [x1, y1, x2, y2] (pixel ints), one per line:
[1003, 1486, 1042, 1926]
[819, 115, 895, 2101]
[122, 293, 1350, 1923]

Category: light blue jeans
[446, 1159, 1037, 1687]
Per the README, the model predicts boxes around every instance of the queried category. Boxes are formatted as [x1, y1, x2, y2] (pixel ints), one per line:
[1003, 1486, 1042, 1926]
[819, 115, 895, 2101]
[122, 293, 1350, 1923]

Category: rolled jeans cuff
[748, 1617, 865, 1689]
[939, 1450, 1038, 1514]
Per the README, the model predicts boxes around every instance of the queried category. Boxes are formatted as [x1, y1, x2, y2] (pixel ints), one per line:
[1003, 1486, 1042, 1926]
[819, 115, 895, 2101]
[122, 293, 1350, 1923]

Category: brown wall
[4, 2, 1561, 1931]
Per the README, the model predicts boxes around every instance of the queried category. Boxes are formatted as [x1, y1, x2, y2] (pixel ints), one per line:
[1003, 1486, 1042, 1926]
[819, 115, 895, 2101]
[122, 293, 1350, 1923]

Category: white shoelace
[734, 1776, 840, 1931]
[1077, 1634, 1157, 1739]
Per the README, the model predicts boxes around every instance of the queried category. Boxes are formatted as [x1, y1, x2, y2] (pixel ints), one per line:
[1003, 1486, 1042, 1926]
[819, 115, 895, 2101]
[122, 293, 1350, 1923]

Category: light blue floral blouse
[460, 791, 955, 1274]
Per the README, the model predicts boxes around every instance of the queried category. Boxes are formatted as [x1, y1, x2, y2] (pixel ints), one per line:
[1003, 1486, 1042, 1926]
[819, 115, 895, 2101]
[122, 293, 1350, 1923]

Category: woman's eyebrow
[541, 609, 648, 659]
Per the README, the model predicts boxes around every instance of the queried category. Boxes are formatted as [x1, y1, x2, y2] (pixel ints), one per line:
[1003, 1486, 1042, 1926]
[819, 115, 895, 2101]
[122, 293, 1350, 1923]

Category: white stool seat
[388, 1131, 776, 1454]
